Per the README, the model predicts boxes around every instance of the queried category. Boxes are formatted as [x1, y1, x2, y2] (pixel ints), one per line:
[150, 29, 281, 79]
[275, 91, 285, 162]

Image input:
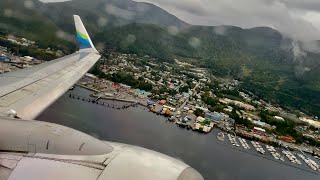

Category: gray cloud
[280, 0, 320, 12]
[134, 0, 320, 41]
[39, 0, 70, 2]
[40, 0, 320, 41]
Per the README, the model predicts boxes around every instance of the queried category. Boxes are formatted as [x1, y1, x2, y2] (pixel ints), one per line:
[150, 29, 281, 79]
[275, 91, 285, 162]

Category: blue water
[38, 86, 319, 180]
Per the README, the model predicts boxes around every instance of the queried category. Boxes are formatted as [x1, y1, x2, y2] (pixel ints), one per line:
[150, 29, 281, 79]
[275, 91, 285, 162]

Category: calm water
[38, 86, 319, 180]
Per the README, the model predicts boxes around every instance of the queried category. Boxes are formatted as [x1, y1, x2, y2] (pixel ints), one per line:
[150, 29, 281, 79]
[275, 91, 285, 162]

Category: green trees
[90, 65, 153, 92]
[179, 85, 189, 93]
[259, 110, 279, 126]
[110, 72, 153, 91]
[0, 38, 58, 61]
[168, 89, 177, 96]
[229, 109, 251, 127]
[2, 3, 320, 118]
[202, 94, 227, 112]
[194, 108, 204, 117]
[259, 110, 304, 143]
[136, 82, 153, 91]
[202, 95, 219, 107]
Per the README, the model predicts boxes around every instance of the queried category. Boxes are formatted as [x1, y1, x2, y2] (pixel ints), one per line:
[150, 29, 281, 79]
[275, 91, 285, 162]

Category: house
[274, 116, 285, 121]
[134, 89, 152, 98]
[195, 106, 209, 112]
[196, 116, 205, 122]
[280, 136, 295, 143]
[158, 100, 166, 105]
[205, 112, 223, 121]
[252, 120, 273, 128]
[0, 56, 11, 62]
[252, 127, 266, 136]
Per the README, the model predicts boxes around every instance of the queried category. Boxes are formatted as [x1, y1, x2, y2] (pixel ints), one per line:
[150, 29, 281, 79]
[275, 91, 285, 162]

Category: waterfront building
[252, 127, 266, 136]
[205, 112, 223, 121]
[158, 100, 166, 105]
[280, 136, 296, 143]
[196, 116, 205, 122]
[134, 89, 152, 98]
[252, 120, 273, 128]
[274, 116, 285, 121]
[195, 106, 209, 112]
[0, 56, 11, 62]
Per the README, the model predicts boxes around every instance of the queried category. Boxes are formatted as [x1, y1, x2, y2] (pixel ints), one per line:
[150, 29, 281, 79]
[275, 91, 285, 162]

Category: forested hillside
[1, 0, 320, 116]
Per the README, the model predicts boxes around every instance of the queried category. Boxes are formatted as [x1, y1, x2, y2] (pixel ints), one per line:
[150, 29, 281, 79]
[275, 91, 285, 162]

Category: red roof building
[280, 136, 296, 143]
[158, 100, 166, 105]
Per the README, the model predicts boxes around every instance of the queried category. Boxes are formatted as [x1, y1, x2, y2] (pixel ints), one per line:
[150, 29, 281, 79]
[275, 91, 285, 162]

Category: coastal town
[1, 36, 320, 173]
[78, 51, 320, 172]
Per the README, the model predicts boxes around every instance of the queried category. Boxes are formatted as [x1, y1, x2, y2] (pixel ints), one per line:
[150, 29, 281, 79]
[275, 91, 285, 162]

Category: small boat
[217, 132, 225, 141]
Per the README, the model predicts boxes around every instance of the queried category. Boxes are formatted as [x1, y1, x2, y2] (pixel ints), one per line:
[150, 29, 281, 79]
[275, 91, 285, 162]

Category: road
[176, 83, 199, 112]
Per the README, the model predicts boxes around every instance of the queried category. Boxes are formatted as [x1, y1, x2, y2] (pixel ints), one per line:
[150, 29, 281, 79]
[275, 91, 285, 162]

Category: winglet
[73, 15, 98, 53]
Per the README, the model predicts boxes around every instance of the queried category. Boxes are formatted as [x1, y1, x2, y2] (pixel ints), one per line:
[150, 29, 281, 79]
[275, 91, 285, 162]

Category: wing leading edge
[0, 15, 101, 119]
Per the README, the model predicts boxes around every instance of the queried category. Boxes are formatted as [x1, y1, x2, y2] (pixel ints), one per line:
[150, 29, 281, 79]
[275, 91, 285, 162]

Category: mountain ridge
[0, 0, 320, 116]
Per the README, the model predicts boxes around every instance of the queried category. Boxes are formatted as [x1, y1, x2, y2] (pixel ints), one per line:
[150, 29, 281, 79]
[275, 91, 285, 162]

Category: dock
[68, 93, 138, 110]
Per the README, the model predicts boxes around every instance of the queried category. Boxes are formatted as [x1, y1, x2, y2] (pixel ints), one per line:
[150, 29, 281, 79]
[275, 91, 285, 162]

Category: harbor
[266, 145, 284, 161]
[68, 93, 138, 110]
[69, 87, 320, 174]
[39, 86, 320, 179]
[221, 131, 320, 173]
[68, 85, 320, 174]
[251, 141, 266, 155]
[238, 137, 250, 150]
[74, 73, 320, 160]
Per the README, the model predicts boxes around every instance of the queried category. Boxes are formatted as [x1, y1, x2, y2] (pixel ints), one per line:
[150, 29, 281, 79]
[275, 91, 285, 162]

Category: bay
[38, 86, 319, 180]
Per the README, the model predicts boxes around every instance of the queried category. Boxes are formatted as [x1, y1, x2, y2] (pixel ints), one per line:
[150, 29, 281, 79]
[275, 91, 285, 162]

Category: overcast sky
[40, 0, 320, 41]
[133, 0, 320, 41]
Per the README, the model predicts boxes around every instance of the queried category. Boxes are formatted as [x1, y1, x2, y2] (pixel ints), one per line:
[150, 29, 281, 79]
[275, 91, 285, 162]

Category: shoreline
[75, 83, 100, 93]
[74, 84, 320, 157]
[68, 85, 320, 174]
[90, 93, 138, 104]
[216, 140, 319, 175]
[74, 84, 147, 107]
[40, 83, 320, 180]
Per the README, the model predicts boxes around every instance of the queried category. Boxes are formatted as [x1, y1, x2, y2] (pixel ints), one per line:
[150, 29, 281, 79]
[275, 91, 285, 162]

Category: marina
[222, 131, 320, 172]
[282, 150, 302, 165]
[298, 154, 320, 172]
[266, 145, 284, 161]
[227, 133, 240, 147]
[251, 141, 266, 154]
[39, 86, 320, 179]
[68, 93, 139, 110]
[71, 88, 320, 174]
[238, 137, 250, 150]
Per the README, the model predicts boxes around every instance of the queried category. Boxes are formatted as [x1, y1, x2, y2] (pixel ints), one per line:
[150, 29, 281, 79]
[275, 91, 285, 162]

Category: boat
[217, 132, 225, 141]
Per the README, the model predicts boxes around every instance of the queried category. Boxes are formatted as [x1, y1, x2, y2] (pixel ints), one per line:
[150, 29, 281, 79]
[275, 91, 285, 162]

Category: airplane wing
[0, 15, 204, 180]
[0, 15, 101, 120]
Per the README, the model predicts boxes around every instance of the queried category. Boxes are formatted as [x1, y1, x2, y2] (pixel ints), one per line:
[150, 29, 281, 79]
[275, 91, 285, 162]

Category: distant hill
[0, 0, 188, 51]
[0, 0, 73, 51]
[39, 0, 189, 29]
[0, 0, 320, 116]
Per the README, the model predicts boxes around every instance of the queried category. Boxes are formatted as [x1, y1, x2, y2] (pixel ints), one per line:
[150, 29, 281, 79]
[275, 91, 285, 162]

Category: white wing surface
[0, 15, 100, 119]
[0, 15, 204, 180]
